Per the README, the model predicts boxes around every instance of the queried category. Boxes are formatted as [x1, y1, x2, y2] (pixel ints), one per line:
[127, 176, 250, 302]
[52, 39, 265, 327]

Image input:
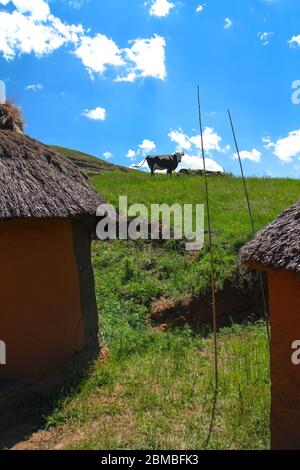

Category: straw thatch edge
[240, 200, 300, 273]
[0, 129, 104, 219]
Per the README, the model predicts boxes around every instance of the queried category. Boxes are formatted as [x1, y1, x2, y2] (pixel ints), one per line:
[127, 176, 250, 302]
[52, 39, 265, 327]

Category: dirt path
[8, 425, 94, 450]
[9, 430, 55, 450]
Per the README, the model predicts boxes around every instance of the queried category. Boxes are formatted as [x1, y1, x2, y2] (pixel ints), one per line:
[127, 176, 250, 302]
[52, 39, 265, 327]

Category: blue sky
[1, 0, 300, 176]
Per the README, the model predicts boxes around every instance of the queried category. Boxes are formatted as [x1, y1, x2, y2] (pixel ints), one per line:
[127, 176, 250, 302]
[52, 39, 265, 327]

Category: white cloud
[103, 151, 112, 160]
[266, 130, 300, 163]
[126, 149, 137, 159]
[0, 2, 167, 83]
[0, 9, 84, 60]
[167, 127, 225, 172]
[76, 34, 166, 82]
[74, 34, 124, 77]
[69, 0, 88, 9]
[26, 83, 43, 91]
[148, 0, 175, 18]
[168, 127, 224, 154]
[139, 139, 156, 154]
[129, 128, 225, 173]
[178, 154, 223, 173]
[168, 129, 192, 150]
[114, 72, 137, 83]
[190, 127, 222, 153]
[119, 35, 166, 82]
[288, 35, 300, 48]
[82, 106, 106, 121]
[131, 154, 223, 173]
[224, 18, 232, 29]
[0, 0, 50, 21]
[196, 4, 204, 13]
[127, 139, 156, 160]
[262, 136, 273, 149]
[232, 148, 262, 163]
[258, 31, 274, 46]
[222, 144, 231, 153]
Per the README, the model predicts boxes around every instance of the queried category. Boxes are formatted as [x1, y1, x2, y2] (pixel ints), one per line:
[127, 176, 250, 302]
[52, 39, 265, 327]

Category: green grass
[43, 172, 299, 450]
[92, 172, 300, 239]
[50, 146, 129, 174]
[91, 172, 300, 304]
[47, 324, 269, 450]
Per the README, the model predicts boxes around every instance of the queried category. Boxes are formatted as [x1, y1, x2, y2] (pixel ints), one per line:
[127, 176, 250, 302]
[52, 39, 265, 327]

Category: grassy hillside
[91, 172, 300, 305]
[50, 145, 129, 174]
[92, 171, 300, 237]
[13, 172, 300, 450]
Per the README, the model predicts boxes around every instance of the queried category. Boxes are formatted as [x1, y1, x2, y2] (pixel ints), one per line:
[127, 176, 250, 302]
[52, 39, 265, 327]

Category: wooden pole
[197, 87, 218, 389]
[228, 109, 270, 343]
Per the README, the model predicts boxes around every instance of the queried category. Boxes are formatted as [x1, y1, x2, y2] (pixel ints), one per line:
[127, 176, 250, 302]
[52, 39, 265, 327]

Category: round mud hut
[0, 102, 104, 383]
[240, 201, 300, 450]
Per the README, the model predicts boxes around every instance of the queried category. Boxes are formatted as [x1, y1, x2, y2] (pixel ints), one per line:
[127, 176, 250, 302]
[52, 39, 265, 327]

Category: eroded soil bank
[150, 274, 267, 330]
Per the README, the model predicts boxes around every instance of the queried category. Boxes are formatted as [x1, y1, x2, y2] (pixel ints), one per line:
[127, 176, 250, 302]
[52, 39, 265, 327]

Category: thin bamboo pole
[228, 109, 270, 343]
[197, 87, 219, 389]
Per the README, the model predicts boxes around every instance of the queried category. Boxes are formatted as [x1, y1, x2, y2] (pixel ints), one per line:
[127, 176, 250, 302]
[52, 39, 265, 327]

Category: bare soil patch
[150, 277, 266, 330]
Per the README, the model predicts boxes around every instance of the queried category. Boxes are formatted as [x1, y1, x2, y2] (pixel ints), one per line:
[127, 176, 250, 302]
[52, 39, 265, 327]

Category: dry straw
[0, 102, 104, 219]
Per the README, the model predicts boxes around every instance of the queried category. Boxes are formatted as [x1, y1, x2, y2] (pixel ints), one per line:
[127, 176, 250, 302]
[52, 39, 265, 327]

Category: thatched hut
[0, 102, 104, 382]
[241, 201, 300, 450]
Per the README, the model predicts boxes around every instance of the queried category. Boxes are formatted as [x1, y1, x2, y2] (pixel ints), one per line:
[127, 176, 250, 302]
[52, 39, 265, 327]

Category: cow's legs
[148, 163, 155, 176]
[167, 169, 172, 176]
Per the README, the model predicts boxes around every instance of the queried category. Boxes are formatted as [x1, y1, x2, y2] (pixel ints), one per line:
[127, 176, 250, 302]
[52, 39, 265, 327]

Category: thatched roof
[240, 201, 300, 273]
[0, 101, 24, 134]
[0, 129, 104, 218]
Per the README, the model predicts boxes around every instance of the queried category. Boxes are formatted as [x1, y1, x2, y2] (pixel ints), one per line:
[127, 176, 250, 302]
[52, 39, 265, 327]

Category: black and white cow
[134, 152, 184, 176]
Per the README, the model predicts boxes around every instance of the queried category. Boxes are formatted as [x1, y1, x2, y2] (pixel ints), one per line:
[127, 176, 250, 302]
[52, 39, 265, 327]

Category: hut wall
[72, 218, 99, 364]
[268, 269, 300, 450]
[0, 219, 85, 382]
